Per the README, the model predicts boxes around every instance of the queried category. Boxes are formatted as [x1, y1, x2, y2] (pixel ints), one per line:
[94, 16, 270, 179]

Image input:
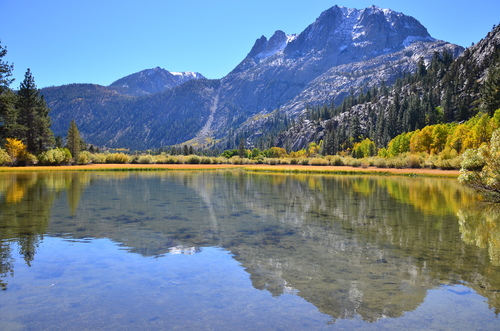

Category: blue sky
[1, 0, 499, 88]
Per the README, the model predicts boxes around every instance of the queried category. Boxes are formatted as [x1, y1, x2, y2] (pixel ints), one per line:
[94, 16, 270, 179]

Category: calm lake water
[0, 170, 499, 330]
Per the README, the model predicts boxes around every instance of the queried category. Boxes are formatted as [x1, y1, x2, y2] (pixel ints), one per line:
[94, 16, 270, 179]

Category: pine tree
[0, 89, 19, 142]
[66, 119, 81, 158]
[0, 41, 14, 90]
[238, 138, 246, 158]
[16, 69, 54, 153]
[0, 41, 19, 143]
[482, 65, 500, 117]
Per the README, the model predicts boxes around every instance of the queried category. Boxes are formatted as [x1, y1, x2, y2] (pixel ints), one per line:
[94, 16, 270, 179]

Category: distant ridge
[109, 67, 206, 96]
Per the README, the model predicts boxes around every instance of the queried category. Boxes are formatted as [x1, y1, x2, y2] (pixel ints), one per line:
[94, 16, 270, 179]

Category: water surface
[0, 171, 499, 330]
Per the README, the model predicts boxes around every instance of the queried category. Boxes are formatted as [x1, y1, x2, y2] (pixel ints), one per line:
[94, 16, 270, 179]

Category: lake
[0, 170, 499, 330]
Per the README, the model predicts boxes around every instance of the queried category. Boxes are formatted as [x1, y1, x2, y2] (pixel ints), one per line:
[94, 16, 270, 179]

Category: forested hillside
[272, 24, 500, 155]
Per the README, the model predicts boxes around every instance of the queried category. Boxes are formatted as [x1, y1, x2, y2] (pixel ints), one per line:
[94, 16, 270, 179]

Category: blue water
[0, 171, 499, 330]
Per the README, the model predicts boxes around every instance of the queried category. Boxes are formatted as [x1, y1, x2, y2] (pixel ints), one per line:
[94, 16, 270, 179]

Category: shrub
[137, 155, 154, 164]
[76, 151, 92, 165]
[386, 156, 406, 169]
[156, 155, 178, 164]
[4, 138, 27, 165]
[373, 157, 387, 168]
[18, 152, 37, 166]
[460, 148, 485, 171]
[328, 155, 344, 166]
[265, 147, 288, 158]
[343, 157, 361, 167]
[231, 156, 243, 165]
[255, 157, 265, 164]
[105, 153, 130, 164]
[0, 148, 12, 166]
[186, 155, 201, 164]
[290, 158, 298, 165]
[459, 128, 500, 199]
[405, 154, 423, 168]
[445, 156, 463, 170]
[210, 157, 221, 164]
[153, 155, 168, 164]
[299, 158, 310, 165]
[200, 157, 212, 164]
[91, 153, 107, 164]
[309, 158, 328, 166]
[128, 155, 140, 164]
[3, 138, 38, 166]
[38, 148, 72, 166]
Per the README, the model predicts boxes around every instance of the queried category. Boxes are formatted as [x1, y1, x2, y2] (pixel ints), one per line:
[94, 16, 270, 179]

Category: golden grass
[0, 163, 461, 178]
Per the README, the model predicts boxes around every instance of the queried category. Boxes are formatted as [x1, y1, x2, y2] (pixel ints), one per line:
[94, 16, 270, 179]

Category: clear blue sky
[1, 0, 499, 88]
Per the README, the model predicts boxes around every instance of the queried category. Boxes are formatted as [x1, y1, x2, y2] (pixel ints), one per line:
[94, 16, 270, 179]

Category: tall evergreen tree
[238, 138, 246, 158]
[0, 41, 13, 90]
[482, 65, 500, 116]
[0, 89, 19, 142]
[0, 41, 19, 143]
[66, 119, 81, 158]
[16, 69, 54, 153]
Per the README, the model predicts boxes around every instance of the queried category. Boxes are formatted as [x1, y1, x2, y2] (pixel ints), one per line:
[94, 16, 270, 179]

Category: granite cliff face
[43, 5, 464, 149]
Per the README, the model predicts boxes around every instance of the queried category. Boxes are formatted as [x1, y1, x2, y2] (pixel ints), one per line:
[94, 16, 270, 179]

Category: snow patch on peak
[255, 31, 296, 60]
[171, 71, 204, 79]
[287, 34, 298, 43]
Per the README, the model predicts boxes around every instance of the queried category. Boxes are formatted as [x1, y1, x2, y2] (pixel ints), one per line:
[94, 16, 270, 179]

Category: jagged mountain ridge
[109, 67, 206, 97]
[42, 5, 464, 150]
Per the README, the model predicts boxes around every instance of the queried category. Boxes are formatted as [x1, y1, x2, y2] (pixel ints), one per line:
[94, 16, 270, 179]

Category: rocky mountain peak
[247, 30, 297, 60]
[109, 67, 205, 96]
[287, 6, 434, 58]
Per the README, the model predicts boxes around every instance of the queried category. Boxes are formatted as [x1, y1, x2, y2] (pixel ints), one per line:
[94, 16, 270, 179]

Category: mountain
[109, 67, 206, 96]
[275, 23, 500, 153]
[42, 5, 464, 150]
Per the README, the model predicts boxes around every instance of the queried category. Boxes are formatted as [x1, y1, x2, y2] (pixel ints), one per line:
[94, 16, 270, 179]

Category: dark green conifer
[66, 119, 81, 158]
[16, 69, 54, 153]
[0, 41, 19, 143]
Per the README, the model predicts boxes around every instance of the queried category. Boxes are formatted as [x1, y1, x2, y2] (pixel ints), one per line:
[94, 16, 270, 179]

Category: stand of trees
[0, 42, 86, 165]
[1, 42, 54, 159]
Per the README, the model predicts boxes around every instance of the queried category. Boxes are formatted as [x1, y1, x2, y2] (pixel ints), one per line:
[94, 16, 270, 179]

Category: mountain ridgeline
[40, 5, 499, 151]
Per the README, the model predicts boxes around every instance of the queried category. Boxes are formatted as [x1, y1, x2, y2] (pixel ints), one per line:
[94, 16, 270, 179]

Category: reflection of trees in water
[0, 172, 91, 289]
[458, 204, 500, 266]
[0, 241, 14, 291]
[1, 171, 499, 321]
[458, 204, 500, 313]
[183, 173, 500, 322]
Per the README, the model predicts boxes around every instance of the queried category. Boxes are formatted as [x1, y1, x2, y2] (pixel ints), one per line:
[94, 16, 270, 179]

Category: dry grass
[0, 163, 461, 178]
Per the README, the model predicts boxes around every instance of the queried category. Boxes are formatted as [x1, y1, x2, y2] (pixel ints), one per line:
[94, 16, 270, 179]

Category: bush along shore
[0, 148, 461, 170]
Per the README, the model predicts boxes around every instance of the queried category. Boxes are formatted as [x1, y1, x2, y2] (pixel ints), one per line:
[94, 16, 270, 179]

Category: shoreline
[0, 163, 461, 178]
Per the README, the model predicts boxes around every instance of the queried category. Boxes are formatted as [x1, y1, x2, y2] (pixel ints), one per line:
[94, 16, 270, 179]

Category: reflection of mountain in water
[1, 171, 499, 321]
